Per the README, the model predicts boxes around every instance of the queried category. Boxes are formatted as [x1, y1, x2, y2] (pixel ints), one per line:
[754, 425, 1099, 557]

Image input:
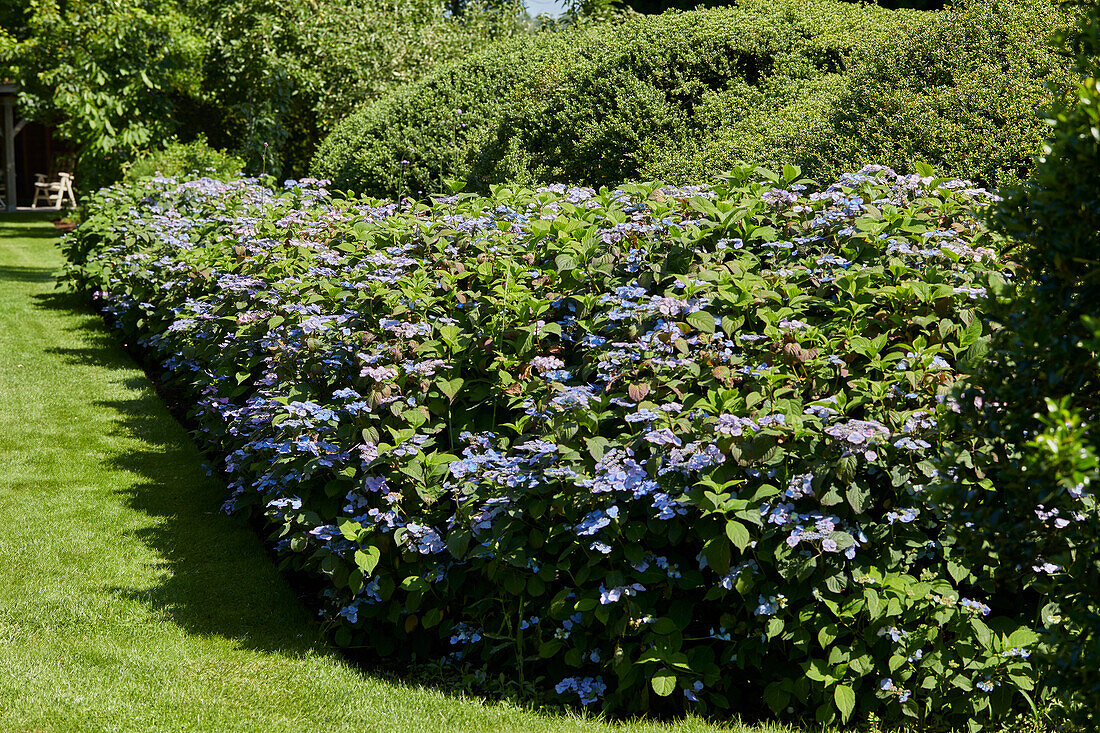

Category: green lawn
[0, 212, 795, 732]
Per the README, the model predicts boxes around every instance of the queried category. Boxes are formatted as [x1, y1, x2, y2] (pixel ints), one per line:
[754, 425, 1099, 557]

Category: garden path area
[0, 214, 768, 733]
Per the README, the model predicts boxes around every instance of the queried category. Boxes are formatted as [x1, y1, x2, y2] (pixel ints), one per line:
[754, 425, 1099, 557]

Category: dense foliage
[619, 0, 945, 11]
[0, 0, 206, 190]
[123, 136, 244, 184]
[0, 0, 529, 188]
[810, 0, 1073, 189]
[314, 0, 1071, 198]
[65, 167, 1045, 728]
[180, 0, 530, 178]
[0, 0, 33, 39]
[935, 0, 1100, 721]
[313, 0, 907, 197]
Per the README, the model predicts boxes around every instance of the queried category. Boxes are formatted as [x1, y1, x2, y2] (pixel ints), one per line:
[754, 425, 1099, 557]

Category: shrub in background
[311, 27, 585, 198]
[935, 0, 1100, 721]
[315, 0, 1073, 198]
[313, 0, 907, 197]
[124, 136, 244, 183]
[469, 2, 902, 192]
[619, 0, 946, 11]
[65, 166, 1044, 728]
[809, 0, 1074, 190]
[658, 0, 1072, 190]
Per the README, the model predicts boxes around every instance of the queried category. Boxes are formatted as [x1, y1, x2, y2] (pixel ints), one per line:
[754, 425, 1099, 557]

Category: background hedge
[314, 0, 1072, 198]
[313, 0, 904, 196]
[805, 0, 1074, 189]
[620, 0, 946, 12]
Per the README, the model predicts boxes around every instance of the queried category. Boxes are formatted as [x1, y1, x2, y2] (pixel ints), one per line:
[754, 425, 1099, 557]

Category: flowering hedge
[64, 166, 1042, 727]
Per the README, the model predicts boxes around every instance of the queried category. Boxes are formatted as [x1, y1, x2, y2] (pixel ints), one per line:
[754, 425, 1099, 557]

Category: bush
[934, 0, 1100, 721]
[807, 0, 1074, 189]
[657, 0, 1073, 189]
[310, 24, 602, 197]
[312, 0, 909, 197]
[124, 136, 244, 183]
[65, 166, 1046, 728]
[314, 0, 1073, 197]
[619, 0, 946, 11]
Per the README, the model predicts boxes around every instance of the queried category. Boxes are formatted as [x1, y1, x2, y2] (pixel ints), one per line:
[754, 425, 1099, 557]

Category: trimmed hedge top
[312, 0, 910, 196]
[313, 0, 1071, 197]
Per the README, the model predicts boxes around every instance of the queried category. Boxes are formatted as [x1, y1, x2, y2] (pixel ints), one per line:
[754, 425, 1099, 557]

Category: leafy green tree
[181, 0, 529, 178]
[0, 0, 34, 40]
[2, 0, 527, 188]
[0, 0, 206, 190]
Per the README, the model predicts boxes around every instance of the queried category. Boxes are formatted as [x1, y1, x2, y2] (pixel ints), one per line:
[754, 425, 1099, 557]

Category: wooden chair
[32, 172, 77, 209]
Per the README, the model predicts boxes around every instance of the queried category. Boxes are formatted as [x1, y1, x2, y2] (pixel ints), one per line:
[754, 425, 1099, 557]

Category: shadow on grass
[101, 398, 334, 658]
[0, 214, 68, 240]
[0, 210, 68, 222]
[0, 264, 56, 282]
[0, 227, 64, 242]
[34, 292, 131, 368]
[32, 287, 339, 661]
[28, 290, 521, 710]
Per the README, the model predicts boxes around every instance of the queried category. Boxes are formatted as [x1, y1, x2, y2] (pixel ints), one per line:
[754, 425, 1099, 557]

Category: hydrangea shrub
[124, 135, 244, 183]
[65, 166, 1041, 727]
